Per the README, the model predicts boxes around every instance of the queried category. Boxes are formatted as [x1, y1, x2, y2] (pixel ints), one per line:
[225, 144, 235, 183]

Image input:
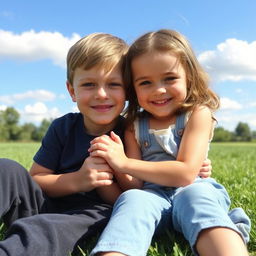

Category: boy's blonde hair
[124, 29, 220, 124]
[67, 33, 128, 84]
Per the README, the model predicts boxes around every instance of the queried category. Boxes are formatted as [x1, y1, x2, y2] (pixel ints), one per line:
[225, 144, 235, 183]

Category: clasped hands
[81, 131, 212, 191]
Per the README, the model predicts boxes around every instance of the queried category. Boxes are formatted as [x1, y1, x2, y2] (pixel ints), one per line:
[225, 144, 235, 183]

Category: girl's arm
[91, 129, 143, 191]
[96, 182, 123, 205]
[89, 106, 213, 187]
[94, 130, 143, 204]
[112, 127, 144, 190]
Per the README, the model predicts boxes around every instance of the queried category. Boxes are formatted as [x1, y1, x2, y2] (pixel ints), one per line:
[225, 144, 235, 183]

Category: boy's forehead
[91, 62, 122, 74]
[74, 63, 122, 81]
[94, 62, 121, 73]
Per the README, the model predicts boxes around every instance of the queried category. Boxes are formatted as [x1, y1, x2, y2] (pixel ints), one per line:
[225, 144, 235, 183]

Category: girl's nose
[155, 83, 167, 94]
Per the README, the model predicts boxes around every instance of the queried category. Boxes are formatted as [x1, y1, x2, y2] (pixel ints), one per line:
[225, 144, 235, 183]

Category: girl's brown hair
[123, 29, 220, 124]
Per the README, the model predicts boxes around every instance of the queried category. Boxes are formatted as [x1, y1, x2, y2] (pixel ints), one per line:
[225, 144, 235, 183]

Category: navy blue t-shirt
[33, 112, 125, 209]
[34, 112, 125, 174]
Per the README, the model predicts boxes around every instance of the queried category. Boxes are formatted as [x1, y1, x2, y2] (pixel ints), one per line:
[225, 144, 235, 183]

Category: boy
[0, 32, 139, 256]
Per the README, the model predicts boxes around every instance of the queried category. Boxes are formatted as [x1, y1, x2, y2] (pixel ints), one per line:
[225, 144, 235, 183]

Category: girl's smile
[151, 98, 172, 106]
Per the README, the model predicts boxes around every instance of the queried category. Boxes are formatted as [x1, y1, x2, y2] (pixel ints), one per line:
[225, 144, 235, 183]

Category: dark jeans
[0, 158, 112, 256]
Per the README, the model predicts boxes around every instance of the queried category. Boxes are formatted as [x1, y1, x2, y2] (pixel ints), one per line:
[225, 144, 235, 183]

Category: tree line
[213, 124, 256, 142]
[0, 107, 51, 141]
[0, 107, 255, 142]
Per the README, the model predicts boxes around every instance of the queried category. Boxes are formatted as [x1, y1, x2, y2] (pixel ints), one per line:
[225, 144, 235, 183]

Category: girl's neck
[149, 115, 176, 130]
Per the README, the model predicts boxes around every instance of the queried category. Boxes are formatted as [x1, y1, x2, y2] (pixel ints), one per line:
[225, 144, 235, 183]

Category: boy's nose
[96, 87, 108, 98]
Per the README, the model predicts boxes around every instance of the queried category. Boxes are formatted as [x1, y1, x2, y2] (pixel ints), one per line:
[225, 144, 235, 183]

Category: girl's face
[132, 51, 187, 122]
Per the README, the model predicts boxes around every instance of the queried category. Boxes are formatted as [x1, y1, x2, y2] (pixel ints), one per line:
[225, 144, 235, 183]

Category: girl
[89, 29, 250, 256]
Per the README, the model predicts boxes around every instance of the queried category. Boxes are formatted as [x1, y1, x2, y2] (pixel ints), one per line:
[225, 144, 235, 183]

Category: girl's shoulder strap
[174, 111, 190, 138]
[136, 113, 152, 148]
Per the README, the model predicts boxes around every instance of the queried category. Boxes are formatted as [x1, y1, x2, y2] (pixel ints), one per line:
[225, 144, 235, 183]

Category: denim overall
[91, 113, 251, 256]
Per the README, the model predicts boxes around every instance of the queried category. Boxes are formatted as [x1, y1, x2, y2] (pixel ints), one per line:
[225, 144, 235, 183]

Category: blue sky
[0, 0, 255, 131]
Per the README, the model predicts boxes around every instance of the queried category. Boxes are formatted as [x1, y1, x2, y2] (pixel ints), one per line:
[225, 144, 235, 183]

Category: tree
[20, 123, 37, 141]
[252, 130, 256, 140]
[234, 122, 252, 141]
[3, 107, 20, 126]
[0, 110, 9, 141]
[212, 127, 232, 142]
[1, 107, 21, 140]
[32, 119, 52, 141]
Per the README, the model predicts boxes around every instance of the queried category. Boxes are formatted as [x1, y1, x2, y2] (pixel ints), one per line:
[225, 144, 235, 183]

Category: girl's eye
[139, 80, 151, 86]
[165, 76, 176, 82]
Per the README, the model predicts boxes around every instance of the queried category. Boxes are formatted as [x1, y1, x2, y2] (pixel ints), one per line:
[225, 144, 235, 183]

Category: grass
[0, 142, 255, 255]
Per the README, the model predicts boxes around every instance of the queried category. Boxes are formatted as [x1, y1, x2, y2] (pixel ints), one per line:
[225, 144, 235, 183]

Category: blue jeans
[90, 178, 250, 256]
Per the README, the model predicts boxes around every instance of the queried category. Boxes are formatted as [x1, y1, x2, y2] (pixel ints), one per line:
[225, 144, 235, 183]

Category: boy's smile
[67, 64, 125, 135]
[91, 104, 115, 112]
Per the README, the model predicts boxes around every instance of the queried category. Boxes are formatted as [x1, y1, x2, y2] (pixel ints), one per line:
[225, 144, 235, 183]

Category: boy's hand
[89, 131, 128, 172]
[199, 158, 212, 178]
[77, 155, 114, 192]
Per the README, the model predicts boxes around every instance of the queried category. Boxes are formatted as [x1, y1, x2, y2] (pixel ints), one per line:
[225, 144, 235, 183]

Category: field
[0, 142, 255, 255]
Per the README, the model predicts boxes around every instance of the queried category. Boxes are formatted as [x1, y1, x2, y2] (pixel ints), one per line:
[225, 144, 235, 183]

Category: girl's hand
[89, 131, 128, 172]
[199, 158, 212, 178]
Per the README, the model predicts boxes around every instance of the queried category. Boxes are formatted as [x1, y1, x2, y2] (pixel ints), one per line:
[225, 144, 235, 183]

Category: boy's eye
[109, 82, 123, 87]
[82, 82, 95, 87]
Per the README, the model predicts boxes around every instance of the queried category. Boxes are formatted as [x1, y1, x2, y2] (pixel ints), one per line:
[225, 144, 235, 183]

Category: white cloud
[0, 29, 81, 67]
[216, 111, 256, 131]
[216, 99, 256, 130]
[220, 97, 242, 110]
[21, 102, 61, 123]
[24, 102, 48, 114]
[0, 105, 7, 111]
[198, 38, 256, 82]
[0, 90, 56, 104]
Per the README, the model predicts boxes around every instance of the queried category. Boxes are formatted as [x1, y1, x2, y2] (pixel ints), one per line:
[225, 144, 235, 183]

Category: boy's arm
[30, 156, 114, 197]
[199, 158, 212, 178]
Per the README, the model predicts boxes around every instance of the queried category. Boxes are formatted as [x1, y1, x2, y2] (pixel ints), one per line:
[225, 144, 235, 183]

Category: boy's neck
[83, 117, 119, 136]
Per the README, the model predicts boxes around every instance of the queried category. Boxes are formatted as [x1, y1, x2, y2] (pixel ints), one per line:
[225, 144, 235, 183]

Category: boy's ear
[66, 81, 76, 102]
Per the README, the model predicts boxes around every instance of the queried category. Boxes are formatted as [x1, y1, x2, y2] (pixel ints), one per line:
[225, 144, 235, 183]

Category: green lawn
[0, 142, 255, 255]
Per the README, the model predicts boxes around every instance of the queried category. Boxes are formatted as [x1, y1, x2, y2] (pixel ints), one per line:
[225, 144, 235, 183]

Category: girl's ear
[66, 81, 76, 102]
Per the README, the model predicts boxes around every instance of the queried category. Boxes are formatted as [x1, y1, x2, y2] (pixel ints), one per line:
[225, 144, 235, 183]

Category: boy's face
[67, 64, 125, 135]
